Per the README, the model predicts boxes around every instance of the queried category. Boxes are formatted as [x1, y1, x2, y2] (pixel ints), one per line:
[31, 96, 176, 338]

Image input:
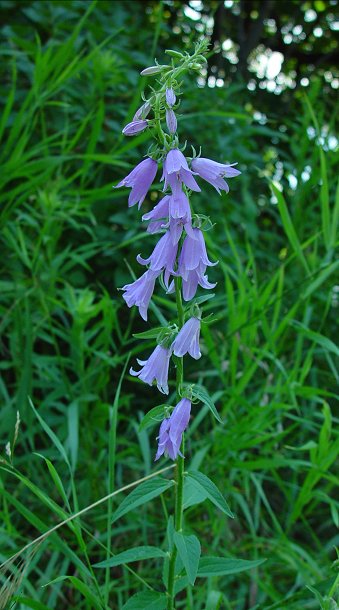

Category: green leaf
[183, 477, 208, 509]
[173, 532, 201, 585]
[139, 405, 168, 432]
[112, 477, 174, 523]
[198, 557, 266, 577]
[290, 320, 339, 357]
[43, 576, 103, 610]
[187, 471, 233, 518]
[191, 384, 223, 424]
[29, 398, 71, 469]
[270, 181, 310, 274]
[122, 591, 167, 610]
[133, 326, 165, 340]
[94, 546, 166, 568]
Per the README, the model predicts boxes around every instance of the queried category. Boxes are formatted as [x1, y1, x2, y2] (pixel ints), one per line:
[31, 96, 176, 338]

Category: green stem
[167, 277, 185, 610]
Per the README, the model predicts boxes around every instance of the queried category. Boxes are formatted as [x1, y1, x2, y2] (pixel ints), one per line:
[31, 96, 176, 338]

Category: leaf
[173, 532, 201, 585]
[29, 398, 71, 469]
[270, 181, 310, 274]
[94, 546, 166, 568]
[139, 405, 168, 432]
[122, 591, 167, 610]
[43, 576, 103, 610]
[112, 477, 174, 523]
[183, 477, 208, 509]
[198, 557, 266, 577]
[191, 384, 223, 424]
[290, 320, 339, 357]
[187, 471, 233, 518]
[133, 326, 165, 340]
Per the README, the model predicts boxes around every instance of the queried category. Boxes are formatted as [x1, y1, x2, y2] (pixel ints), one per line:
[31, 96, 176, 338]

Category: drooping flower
[121, 269, 160, 321]
[166, 109, 177, 134]
[166, 87, 176, 107]
[169, 189, 191, 221]
[162, 149, 201, 194]
[178, 228, 217, 280]
[130, 345, 171, 394]
[142, 196, 170, 234]
[122, 120, 148, 136]
[191, 157, 241, 194]
[172, 317, 201, 359]
[167, 267, 216, 301]
[181, 269, 216, 301]
[137, 229, 178, 287]
[115, 157, 158, 209]
[155, 398, 191, 460]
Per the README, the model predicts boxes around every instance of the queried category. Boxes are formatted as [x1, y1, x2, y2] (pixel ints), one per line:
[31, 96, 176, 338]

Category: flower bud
[133, 101, 151, 121]
[166, 109, 177, 134]
[165, 88, 176, 107]
[122, 120, 148, 136]
[140, 65, 169, 76]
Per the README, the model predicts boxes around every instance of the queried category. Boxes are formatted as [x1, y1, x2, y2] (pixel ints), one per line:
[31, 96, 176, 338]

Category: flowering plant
[113, 41, 246, 608]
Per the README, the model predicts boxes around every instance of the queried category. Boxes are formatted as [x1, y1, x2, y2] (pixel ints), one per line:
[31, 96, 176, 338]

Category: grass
[0, 2, 338, 609]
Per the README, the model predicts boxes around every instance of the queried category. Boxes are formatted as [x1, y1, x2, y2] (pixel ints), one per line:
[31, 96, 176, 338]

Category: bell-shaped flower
[172, 317, 201, 359]
[168, 266, 216, 301]
[130, 345, 171, 394]
[191, 157, 241, 194]
[155, 398, 191, 460]
[137, 230, 178, 287]
[162, 149, 201, 194]
[169, 189, 191, 221]
[142, 196, 170, 234]
[121, 269, 160, 321]
[178, 228, 217, 281]
[122, 120, 148, 136]
[115, 157, 158, 209]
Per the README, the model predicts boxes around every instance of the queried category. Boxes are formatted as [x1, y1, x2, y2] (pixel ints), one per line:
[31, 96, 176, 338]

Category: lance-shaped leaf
[122, 590, 167, 610]
[173, 532, 201, 585]
[112, 478, 174, 523]
[94, 546, 167, 568]
[187, 470, 233, 518]
[198, 557, 266, 577]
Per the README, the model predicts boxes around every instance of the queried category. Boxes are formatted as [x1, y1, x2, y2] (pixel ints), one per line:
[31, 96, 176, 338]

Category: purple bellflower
[122, 120, 148, 136]
[178, 228, 217, 279]
[137, 229, 178, 287]
[116, 157, 158, 209]
[142, 196, 170, 234]
[155, 398, 191, 460]
[122, 269, 160, 321]
[191, 157, 241, 194]
[166, 87, 176, 107]
[130, 345, 171, 394]
[172, 316, 201, 359]
[162, 149, 201, 194]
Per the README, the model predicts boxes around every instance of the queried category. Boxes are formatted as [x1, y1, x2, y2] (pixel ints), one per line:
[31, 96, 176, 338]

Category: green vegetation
[0, 1, 338, 609]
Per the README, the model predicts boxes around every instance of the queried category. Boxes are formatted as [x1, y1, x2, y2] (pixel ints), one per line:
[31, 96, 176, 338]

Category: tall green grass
[0, 2, 338, 609]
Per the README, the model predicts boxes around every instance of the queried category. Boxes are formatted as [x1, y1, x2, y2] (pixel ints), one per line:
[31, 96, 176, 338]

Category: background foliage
[0, 1, 338, 609]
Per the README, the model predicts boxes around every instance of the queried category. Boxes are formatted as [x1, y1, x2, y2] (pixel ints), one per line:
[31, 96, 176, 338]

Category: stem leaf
[139, 404, 168, 432]
[122, 590, 167, 610]
[111, 477, 174, 523]
[190, 384, 223, 424]
[173, 532, 201, 585]
[94, 546, 166, 568]
[187, 470, 233, 518]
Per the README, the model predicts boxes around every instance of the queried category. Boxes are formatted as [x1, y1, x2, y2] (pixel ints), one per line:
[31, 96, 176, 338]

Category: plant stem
[167, 277, 185, 610]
